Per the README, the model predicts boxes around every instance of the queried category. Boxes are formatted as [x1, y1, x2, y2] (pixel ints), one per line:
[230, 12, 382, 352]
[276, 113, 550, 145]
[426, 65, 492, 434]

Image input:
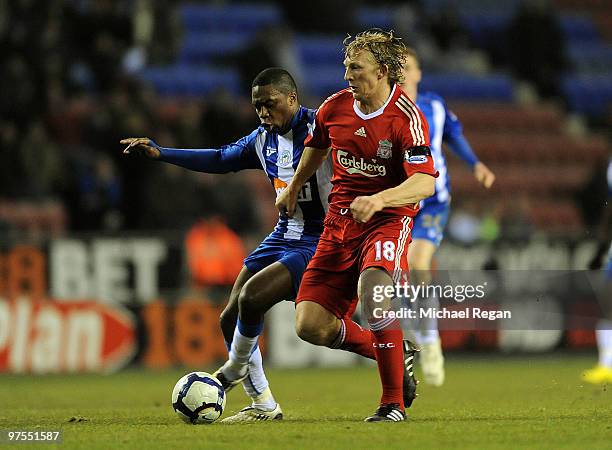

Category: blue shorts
[244, 231, 319, 296]
[412, 200, 451, 247]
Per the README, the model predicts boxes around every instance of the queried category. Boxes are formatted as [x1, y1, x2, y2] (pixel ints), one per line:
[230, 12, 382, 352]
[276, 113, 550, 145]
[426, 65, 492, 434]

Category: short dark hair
[252, 67, 298, 96]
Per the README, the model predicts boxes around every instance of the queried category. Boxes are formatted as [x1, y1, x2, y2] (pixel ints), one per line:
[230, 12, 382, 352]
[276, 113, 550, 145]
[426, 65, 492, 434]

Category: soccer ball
[171, 372, 226, 424]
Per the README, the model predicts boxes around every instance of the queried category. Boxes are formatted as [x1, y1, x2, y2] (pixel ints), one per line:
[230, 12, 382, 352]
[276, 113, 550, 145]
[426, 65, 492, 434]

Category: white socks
[225, 319, 277, 410]
[597, 320, 612, 368]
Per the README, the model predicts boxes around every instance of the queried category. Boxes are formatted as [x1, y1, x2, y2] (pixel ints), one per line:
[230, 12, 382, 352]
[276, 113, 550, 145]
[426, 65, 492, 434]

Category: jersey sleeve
[398, 104, 438, 178]
[402, 146, 438, 178]
[443, 104, 479, 167]
[304, 102, 331, 149]
[158, 128, 263, 173]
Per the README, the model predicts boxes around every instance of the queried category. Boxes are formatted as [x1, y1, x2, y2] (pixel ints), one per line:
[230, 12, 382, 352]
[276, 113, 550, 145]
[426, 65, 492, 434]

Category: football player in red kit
[276, 29, 438, 422]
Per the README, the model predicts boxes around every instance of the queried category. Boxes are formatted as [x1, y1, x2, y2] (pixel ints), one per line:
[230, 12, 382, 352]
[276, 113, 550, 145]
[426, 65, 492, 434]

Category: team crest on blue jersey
[278, 148, 292, 166]
[377, 140, 393, 159]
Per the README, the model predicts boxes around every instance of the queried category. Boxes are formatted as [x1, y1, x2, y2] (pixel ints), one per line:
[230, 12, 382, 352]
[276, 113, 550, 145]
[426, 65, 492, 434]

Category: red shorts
[296, 211, 412, 318]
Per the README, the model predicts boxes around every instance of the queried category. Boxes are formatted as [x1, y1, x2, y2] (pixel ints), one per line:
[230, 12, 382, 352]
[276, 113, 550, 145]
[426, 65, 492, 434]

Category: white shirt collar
[352, 84, 396, 120]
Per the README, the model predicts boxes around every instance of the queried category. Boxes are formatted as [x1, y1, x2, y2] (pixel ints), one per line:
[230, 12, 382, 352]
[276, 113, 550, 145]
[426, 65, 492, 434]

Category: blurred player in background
[277, 29, 437, 422]
[399, 47, 496, 386]
[122, 68, 333, 422]
[582, 157, 612, 384]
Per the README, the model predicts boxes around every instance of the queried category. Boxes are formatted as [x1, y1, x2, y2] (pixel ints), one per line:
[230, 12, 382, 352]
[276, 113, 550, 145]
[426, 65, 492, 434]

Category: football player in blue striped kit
[399, 47, 496, 386]
[121, 68, 333, 422]
[583, 157, 612, 384]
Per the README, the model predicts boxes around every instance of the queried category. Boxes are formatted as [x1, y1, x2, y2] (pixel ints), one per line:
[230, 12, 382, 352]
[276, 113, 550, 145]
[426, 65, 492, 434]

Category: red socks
[331, 319, 376, 360]
[330, 318, 405, 410]
[370, 322, 404, 409]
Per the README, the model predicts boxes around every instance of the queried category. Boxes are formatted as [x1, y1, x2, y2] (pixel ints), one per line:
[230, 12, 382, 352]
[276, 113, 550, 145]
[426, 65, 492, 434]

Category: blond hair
[343, 29, 408, 85]
[401, 46, 420, 66]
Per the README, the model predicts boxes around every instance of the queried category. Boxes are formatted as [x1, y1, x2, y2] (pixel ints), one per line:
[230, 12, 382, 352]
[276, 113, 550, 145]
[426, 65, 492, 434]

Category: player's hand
[120, 137, 161, 159]
[350, 194, 385, 223]
[473, 162, 495, 189]
[275, 185, 300, 218]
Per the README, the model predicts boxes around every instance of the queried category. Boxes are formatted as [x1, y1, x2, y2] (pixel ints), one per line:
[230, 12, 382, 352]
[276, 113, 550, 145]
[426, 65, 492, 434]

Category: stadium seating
[559, 14, 601, 42]
[562, 75, 612, 117]
[140, 66, 241, 96]
[294, 35, 344, 65]
[446, 97, 608, 232]
[567, 42, 612, 74]
[354, 6, 395, 29]
[179, 31, 253, 64]
[134, 1, 612, 235]
[420, 74, 514, 101]
[303, 65, 346, 97]
[450, 103, 563, 132]
[179, 3, 282, 32]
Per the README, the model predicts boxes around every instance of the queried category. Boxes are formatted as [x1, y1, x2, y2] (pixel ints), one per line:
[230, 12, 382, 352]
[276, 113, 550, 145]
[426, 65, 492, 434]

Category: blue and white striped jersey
[158, 106, 332, 241]
[416, 92, 478, 206]
[249, 106, 332, 240]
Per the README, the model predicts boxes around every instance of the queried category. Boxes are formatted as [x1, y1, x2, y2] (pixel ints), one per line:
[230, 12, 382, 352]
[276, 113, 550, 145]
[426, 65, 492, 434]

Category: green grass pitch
[0, 355, 610, 449]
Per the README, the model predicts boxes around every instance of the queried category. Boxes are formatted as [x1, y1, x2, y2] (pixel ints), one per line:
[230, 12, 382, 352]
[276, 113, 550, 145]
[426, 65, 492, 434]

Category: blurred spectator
[283, 0, 358, 34]
[500, 195, 534, 242]
[124, 0, 181, 71]
[427, 4, 470, 53]
[480, 204, 502, 243]
[174, 101, 205, 148]
[67, 151, 123, 231]
[185, 218, 246, 288]
[19, 121, 67, 200]
[0, 121, 21, 198]
[200, 90, 255, 146]
[0, 0, 606, 244]
[577, 154, 611, 237]
[448, 202, 482, 245]
[63, 0, 132, 93]
[222, 25, 304, 94]
[507, 0, 567, 98]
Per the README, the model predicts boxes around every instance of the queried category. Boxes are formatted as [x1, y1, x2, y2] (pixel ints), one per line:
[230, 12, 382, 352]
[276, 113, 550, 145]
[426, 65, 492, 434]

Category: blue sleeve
[156, 129, 263, 174]
[443, 106, 479, 168]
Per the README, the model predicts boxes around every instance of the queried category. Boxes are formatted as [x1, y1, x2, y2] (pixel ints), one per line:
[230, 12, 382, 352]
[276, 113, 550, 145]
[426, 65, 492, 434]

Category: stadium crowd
[0, 0, 610, 242]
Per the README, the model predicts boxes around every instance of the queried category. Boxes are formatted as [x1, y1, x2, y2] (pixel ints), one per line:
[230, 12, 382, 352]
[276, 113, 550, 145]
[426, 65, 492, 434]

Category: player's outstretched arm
[120, 135, 261, 174]
[445, 133, 495, 189]
[275, 146, 330, 217]
[350, 173, 435, 223]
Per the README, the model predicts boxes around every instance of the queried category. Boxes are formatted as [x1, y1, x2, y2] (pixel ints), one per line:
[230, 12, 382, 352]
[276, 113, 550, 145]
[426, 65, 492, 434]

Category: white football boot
[221, 403, 283, 423]
[221, 388, 283, 423]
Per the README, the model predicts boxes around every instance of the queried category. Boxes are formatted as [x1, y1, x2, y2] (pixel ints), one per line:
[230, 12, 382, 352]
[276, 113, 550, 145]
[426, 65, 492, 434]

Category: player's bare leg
[295, 301, 341, 346]
[219, 266, 254, 345]
[216, 266, 254, 389]
[222, 262, 294, 383]
[359, 267, 406, 422]
[295, 300, 378, 359]
[409, 238, 445, 386]
[218, 262, 293, 422]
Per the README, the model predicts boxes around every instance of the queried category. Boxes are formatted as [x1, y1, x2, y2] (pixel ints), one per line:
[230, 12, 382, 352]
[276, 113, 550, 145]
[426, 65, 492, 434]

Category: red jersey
[305, 85, 438, 217]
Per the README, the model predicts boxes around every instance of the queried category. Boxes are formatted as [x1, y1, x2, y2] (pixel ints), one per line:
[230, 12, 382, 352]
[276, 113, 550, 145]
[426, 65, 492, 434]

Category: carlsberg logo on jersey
[336, 150, 387, 177]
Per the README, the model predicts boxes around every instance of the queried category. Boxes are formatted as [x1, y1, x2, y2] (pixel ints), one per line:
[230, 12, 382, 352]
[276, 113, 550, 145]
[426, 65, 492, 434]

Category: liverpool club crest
[377, 139, 393, 159]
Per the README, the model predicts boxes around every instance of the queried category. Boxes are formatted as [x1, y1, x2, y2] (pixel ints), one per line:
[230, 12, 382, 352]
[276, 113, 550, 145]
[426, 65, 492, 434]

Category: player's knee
[295, 316, 315, 343]
[295, 315, 335, 346]
[237, 285, 262, 315]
